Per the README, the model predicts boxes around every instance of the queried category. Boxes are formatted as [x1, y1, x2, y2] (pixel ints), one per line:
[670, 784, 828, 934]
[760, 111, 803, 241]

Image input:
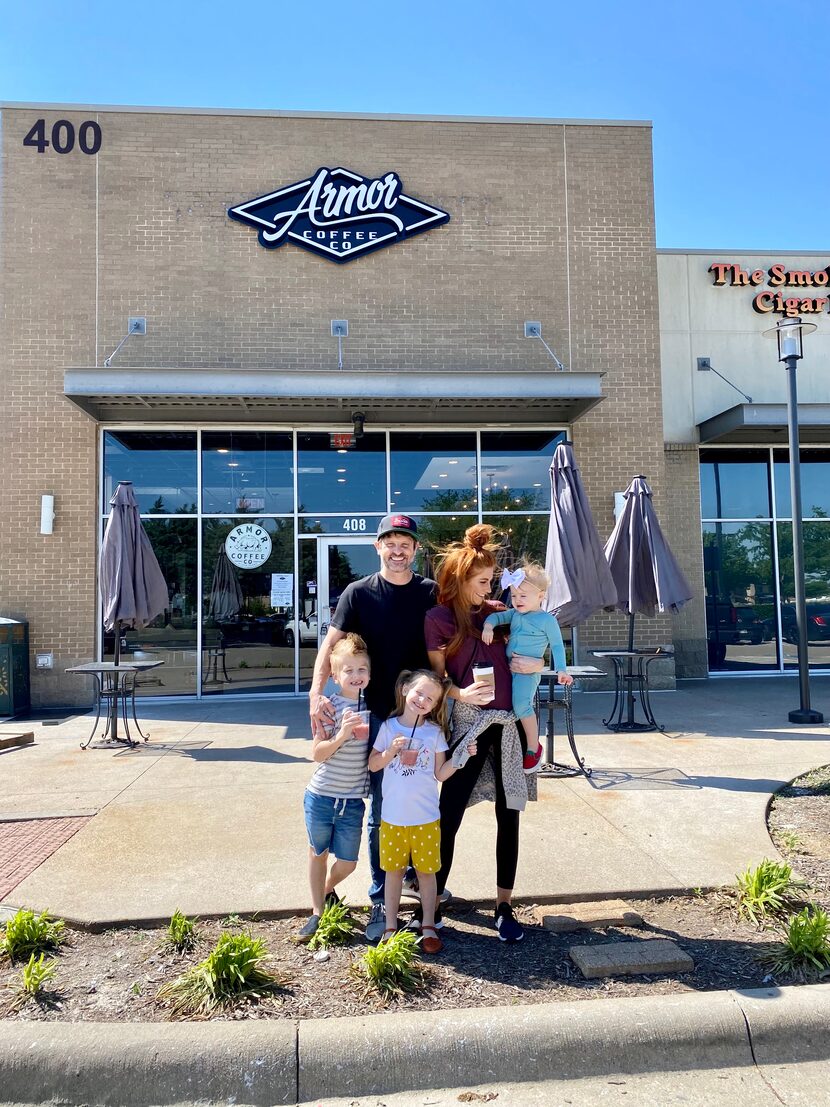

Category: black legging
[437, 723, 520, 894]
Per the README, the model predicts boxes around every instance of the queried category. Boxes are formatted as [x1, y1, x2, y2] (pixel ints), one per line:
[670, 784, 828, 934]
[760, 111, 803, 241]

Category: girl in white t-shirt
[369, 669, 476, 954]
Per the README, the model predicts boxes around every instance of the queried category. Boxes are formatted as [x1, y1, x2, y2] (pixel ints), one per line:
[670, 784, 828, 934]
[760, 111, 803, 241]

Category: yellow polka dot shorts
[379, 820, 441, 874]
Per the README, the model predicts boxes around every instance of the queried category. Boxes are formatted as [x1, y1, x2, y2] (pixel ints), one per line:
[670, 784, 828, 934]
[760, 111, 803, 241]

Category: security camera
[352, 411, 366, 439]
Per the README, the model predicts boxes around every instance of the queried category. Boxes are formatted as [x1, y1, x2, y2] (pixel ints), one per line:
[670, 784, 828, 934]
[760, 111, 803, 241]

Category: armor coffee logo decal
[225, 524, 272, 569]
[228, 167, 450, 263]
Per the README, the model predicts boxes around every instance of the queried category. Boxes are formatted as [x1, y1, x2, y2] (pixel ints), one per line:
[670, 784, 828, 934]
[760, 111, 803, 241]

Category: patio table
[588, 647, 674, 732]
[537, 664, 605, 778]
[66, 660, 164, 749]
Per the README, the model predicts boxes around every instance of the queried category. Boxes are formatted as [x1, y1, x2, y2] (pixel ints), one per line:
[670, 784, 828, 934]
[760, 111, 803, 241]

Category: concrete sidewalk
[1, 677, 829, 925]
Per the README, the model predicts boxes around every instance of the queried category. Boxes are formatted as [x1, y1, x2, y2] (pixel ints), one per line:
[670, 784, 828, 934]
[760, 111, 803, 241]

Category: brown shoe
[421, 925, 443, 954]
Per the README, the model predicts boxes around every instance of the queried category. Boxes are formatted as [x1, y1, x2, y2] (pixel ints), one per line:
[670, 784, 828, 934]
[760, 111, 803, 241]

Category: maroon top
[424, 600, 513, 711]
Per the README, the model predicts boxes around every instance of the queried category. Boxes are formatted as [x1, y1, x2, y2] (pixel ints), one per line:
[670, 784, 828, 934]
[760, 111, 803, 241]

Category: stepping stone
[569, 939, 694, 979]
[0, 732, 34, 751]
[536, 899, 644, 933]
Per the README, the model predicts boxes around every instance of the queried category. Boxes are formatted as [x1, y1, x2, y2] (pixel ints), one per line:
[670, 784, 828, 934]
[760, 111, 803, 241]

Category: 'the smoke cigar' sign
[228, 167, 450, 263]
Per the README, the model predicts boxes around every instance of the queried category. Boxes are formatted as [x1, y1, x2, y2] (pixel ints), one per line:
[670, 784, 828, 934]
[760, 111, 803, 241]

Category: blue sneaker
[494, 902, 524, 943]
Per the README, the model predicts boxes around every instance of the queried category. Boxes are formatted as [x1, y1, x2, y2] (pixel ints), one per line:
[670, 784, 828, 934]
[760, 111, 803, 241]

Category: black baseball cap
[377, 513, 418, 540]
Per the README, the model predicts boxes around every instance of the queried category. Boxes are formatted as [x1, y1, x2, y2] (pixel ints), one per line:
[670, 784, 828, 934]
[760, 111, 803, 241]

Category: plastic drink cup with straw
[399, 718, 419, 765]
[352, 689, 370, 741]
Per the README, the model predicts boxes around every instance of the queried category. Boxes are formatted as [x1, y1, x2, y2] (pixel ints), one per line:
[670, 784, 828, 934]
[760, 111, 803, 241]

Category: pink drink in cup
[399, 743, 419, 766]
[352, 709, 370, 741]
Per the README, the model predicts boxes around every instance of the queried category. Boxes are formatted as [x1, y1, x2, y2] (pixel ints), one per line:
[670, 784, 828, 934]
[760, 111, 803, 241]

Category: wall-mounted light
[40, 494, 55, 535]
[524, 321, 567, 371]
[352, 411, 365, 439]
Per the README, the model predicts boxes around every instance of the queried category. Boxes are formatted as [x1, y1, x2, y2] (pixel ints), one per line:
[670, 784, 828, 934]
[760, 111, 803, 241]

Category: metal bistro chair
[534, 667, 595, 779]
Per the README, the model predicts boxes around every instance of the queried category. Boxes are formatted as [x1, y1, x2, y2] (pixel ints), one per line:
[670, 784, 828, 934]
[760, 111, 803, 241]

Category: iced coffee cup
[399, 743, 419, 766]
[471, 662, 496, 702]
[352, 709, 371, 741]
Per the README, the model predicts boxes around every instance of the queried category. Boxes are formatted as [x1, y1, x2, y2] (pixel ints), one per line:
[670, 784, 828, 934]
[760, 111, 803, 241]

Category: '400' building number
[23, 119, 102, 155]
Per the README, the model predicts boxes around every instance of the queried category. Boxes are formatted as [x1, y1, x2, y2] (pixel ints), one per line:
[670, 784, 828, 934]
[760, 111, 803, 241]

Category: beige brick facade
[0, 104, 676, 706]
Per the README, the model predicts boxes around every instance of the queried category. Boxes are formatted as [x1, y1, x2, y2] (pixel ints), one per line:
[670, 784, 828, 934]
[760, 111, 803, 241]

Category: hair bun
[465, 523, 496, 552]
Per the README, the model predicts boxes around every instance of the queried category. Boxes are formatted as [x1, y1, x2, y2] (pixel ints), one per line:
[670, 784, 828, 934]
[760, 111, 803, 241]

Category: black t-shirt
[330, 572, 437, 718]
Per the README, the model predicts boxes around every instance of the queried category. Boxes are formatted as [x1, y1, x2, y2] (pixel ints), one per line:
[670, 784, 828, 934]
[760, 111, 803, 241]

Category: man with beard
[309, 514, 437, 940]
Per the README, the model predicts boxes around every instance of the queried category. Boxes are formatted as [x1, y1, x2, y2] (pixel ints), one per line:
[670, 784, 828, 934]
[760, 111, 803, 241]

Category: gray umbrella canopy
[604, 476, 693, 619]
[544, 443, 618, 626]
[208, 549, 243, 621]
[99, 482, 169, 636]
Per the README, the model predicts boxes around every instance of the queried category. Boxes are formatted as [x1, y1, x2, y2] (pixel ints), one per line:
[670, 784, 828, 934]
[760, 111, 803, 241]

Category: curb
[3, 985, 830, 1106]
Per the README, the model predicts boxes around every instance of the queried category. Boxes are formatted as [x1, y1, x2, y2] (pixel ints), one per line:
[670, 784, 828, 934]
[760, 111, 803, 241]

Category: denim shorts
[303, 789, 365, 862]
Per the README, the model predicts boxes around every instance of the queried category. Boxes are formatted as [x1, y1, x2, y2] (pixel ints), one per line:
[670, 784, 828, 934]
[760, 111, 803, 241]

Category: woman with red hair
[424, 523, 542, 944]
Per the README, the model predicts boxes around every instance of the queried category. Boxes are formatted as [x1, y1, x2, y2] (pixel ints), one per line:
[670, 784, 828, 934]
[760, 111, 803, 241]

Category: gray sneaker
[297, 914, 320, 942]
[365, 902, 386, 942]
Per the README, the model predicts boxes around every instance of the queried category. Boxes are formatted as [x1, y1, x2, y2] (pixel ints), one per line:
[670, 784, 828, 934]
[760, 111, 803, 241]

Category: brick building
[1, 102, 678, 707]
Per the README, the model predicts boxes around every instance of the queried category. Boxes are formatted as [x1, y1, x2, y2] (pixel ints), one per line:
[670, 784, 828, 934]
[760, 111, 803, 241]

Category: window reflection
[103, 431, 197, 514]
[103, 519, 198, 695]
[700, 449, 770, 519]
[201, 519, 295, 693]
[202, 432, 293, 514]
[480, 431, 565, 512]
[297, 432, 386, 514]
[389, 432, 477, 512]
[702, 522, 777, 671]
[777, 522, 830, 669]
[773, 450, 830, 519]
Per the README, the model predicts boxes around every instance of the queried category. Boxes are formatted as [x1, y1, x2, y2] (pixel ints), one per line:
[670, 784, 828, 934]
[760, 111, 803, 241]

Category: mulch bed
[2, 765, 827, 1023]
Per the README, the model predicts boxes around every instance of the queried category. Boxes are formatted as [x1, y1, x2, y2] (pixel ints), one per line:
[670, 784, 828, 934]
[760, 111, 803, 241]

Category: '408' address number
[23, 119, 102, 155]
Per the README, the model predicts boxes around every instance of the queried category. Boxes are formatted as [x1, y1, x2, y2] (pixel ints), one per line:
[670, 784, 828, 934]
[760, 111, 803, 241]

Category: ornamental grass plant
[1, 909, 66, 963]
[156, 931, 289, 1018]
[735, 859, 806, 925]
[352, 928, 425, 1000]
[759, 906, 830, 980]
[163, 910, 199, 953]
[308, 900, 355, 951]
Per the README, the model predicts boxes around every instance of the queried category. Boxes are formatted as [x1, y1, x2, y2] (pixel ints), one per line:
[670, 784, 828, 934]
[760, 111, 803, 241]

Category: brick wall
[0, 106, 666, 705]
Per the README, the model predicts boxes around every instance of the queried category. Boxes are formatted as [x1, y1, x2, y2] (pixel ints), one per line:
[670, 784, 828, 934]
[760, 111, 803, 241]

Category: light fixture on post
[762, 316, 823, 724]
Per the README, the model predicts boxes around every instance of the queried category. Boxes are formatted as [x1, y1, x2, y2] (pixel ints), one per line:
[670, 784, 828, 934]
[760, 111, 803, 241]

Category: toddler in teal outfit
[482, 561, 573, 773]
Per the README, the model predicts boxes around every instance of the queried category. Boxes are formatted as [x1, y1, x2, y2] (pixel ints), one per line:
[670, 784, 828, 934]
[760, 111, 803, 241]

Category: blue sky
[2, 0, 828, 251]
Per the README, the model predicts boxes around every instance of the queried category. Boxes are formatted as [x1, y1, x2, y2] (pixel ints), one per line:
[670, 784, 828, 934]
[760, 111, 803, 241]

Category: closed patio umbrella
[544, 443, 618, 626]
[208, 549, 243, 622]
[603, 475, 693, 728]
[99, 481, 169, 739]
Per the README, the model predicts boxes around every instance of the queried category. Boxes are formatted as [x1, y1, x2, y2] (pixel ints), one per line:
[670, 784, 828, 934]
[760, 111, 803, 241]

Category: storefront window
[202, 432, 293, 515]
[297, 432, 386, 514]
[389, 432, 476, 512]
[483, 513, 549, 567]
[773, 450, 830, 519]
[777, 521, 830, 670]
[103, 518, 198, 695]
[480, 431, 565, 512]
[201, 519, 295, 694]
[700, 449, 771, 519]
[702, 522, 777, 671]
[103, 431, 197, 514]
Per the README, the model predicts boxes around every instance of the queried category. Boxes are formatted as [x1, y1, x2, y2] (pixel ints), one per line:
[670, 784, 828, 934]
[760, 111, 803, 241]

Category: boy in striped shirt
[298, 634, 371, 942]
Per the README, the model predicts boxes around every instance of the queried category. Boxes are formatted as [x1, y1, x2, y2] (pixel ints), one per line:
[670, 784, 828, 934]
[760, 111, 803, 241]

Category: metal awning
[64, 367, 605, 425]
[698, 403, 830, 444]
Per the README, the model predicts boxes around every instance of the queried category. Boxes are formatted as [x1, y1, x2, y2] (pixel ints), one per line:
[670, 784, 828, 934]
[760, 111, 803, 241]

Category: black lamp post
[763, 316, 824, 724]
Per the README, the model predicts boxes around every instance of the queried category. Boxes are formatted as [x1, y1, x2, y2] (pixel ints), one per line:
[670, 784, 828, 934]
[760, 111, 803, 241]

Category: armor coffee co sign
[225, 523, 272, 569]
[228, 167, 450, 263]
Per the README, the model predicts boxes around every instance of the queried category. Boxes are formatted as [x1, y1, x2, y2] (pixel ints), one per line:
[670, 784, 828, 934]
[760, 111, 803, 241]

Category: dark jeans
[436, 722, 520, 894]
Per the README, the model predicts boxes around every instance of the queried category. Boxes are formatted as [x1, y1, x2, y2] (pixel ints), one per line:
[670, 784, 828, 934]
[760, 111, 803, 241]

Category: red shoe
[523, 744, 543, 774]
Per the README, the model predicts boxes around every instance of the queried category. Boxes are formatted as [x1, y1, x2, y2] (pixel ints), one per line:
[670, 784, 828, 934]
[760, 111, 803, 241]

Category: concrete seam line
[728, 989, 788, 1107]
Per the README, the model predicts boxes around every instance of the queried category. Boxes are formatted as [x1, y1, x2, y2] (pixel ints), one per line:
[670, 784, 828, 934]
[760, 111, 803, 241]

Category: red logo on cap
[391, 515, 411, 528]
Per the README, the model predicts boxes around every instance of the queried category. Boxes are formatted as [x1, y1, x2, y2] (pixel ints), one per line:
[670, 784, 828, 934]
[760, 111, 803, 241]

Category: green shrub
[352, 929, 424, 999]
[1, 909, 66, 963]
[735, 859, 806, 925]
[308, 900, 355, 951]
[156, 932, 288, 1017]
[759, 906, 830, 980]
[20, 953, 57, 998]
[164, 910, 199, 953]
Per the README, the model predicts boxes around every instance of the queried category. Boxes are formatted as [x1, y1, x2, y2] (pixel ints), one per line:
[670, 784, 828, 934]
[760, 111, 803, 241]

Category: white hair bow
[501, 567, 526, 589]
